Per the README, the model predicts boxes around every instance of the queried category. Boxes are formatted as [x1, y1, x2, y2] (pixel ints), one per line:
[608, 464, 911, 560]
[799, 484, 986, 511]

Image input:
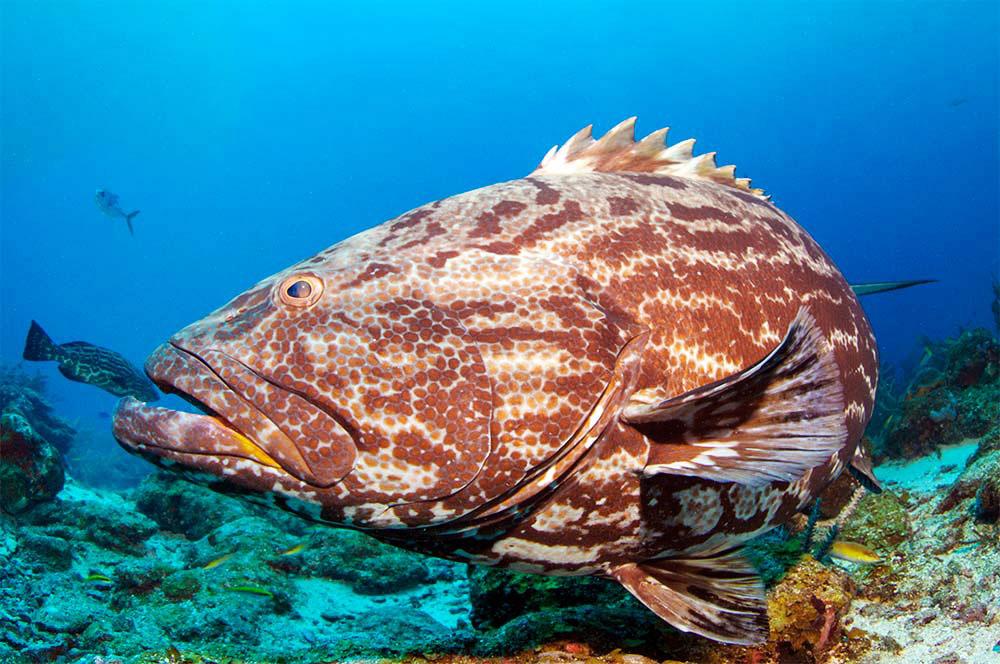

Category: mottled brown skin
[113, 122, 877, 639]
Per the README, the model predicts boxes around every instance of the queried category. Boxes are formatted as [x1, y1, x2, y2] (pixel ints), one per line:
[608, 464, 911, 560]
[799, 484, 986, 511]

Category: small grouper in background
[23, 320, 159, 402]
[113, 117, 928, 644]
[95, 188, 141, 235]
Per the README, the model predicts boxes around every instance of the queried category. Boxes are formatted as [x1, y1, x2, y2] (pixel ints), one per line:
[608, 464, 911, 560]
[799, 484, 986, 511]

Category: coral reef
[767, 555, 855, 661]
[0, 364, 76, 454]
[0, 364, 76, 514]
[839, 492, 912, 554]
[132, 472, 264, 540]
[836, 436, 999, 662]
[2, 431, 998, 664]
[874, 328, 999, 461]
[0, 474, 474, 663]
[0, 410, 64, 514]
[937, 437, 1000, 525]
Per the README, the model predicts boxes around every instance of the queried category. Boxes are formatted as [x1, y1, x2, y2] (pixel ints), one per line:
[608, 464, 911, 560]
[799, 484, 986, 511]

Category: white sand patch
[875, 439, 979, 493]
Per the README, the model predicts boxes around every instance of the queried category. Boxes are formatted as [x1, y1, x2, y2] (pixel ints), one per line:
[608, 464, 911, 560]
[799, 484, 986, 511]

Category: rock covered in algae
[0, 409, 64, 514]
[468, 565, 630, 629]
[877, 328, 1000, 461]
[938, 442, 1000, 524]
[974, 471, 1000, 523]
[767, 555, 855, 661]
[839, 491, 913, 552]
[133, 472, 261, 540]
[0, 364, 76, 454]
[18, 483, 158, 555]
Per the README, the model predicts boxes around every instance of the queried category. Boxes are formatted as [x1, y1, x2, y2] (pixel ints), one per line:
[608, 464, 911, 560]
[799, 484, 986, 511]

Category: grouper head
[113, 246, 495, 526]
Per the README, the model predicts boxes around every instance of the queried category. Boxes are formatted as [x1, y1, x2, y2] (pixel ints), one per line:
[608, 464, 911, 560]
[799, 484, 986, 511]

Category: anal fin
[622, 307, 847, 486]
[611, 547, 767, 645]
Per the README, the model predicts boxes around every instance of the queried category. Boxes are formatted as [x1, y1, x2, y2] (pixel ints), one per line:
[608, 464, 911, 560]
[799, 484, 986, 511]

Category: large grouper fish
[114, 118, 894, 644]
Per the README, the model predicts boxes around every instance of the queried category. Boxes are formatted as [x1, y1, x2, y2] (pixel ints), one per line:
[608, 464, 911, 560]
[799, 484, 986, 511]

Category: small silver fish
[95, 189, 140, 235]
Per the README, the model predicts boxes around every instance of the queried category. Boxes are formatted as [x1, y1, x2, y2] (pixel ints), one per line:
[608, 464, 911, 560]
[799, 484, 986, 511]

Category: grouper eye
[278, 274, 324, 307]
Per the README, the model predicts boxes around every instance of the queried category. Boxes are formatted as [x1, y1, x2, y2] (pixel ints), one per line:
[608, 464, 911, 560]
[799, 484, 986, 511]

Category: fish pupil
[287, 280, 312, 298]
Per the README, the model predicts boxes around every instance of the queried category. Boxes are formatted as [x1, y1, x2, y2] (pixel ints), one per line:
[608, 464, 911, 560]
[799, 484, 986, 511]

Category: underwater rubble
[1, 323, 998, 664]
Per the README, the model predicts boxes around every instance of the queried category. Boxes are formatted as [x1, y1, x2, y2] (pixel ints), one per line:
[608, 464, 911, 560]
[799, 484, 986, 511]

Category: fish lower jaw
[111, 397, 286, 483]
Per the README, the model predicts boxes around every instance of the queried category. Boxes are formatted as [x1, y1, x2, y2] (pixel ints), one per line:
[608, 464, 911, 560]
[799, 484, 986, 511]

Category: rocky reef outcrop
[873, 328, 999, 461]
[0, 365, 74, 514]
[0, 410, 64, 514]
[0, 365, 75, 454]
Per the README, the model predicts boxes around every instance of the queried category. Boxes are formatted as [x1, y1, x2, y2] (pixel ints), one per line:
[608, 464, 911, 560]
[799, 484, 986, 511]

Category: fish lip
[152, 342, 257, 438]
[112, 396, 281, 475]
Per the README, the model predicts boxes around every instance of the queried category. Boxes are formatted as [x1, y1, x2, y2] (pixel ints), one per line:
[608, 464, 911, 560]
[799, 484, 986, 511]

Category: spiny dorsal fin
[611, 547, 768, 645]
[533, 117, 767, 199]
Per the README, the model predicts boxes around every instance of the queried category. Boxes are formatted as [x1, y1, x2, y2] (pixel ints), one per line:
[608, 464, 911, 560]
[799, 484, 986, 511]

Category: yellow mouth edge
[222, 420, 282, 469]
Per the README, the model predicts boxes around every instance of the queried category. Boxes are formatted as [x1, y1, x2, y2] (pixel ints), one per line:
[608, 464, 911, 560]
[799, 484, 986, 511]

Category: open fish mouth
[113, 343, 357, 488]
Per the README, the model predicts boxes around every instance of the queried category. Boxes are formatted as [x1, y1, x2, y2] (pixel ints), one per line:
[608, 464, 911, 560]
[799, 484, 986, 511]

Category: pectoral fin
[611, 547, 767, 645]
[622, 307, 847, 486]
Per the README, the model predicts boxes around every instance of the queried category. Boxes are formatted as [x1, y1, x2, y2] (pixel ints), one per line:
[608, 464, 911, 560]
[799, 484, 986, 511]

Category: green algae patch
[840, 491, 912, 553]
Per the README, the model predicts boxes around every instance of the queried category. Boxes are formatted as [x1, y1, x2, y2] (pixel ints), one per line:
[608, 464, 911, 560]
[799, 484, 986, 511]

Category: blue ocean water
[3, 1, 997, 432]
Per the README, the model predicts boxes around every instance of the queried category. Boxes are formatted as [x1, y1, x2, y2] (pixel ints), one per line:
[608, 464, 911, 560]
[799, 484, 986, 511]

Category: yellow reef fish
[201, 553, 233, 570]
[225, 585, 274, 598]
[278, 543, 305, 556]
[830, 540, 881, 564]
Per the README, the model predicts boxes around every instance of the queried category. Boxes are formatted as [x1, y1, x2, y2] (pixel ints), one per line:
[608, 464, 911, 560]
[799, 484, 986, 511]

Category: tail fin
[851, 279, 936, 296]
[126, 210, 140, 236]
[23, 320, 59, 362]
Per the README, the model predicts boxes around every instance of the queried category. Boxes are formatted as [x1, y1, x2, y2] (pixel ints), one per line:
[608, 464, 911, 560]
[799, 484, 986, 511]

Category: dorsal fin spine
[533, 118, 768, 200]
[599, 117, 636, 150]
[637, 127, 669, 154]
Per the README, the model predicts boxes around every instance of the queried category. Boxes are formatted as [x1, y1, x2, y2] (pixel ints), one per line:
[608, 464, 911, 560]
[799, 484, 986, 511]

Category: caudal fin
[126, 210, 140, 236]
[23, 320, 58, 362]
